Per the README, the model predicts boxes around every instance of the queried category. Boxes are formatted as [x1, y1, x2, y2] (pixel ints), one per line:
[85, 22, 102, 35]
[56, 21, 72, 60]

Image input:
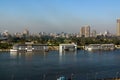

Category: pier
[59, 43, 77, 53]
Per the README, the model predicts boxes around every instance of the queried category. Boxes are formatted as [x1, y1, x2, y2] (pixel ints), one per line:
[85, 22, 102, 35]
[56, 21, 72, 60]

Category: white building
[59, 43, 77, 53]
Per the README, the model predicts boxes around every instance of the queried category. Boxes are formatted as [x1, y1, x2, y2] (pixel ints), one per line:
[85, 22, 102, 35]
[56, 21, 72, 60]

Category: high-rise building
[80, 25, 90, 37]
[117, 19, 120, 36]
[80, 27, 85, 37]
[85, 26, 90, 37]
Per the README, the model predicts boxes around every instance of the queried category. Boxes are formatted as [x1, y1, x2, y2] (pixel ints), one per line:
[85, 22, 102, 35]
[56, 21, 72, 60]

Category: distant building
[2, 30, 10, 37]
[85, 26, 90, 37]
[91, 30, 97, 37]
[14, 32, 22, 38]
[117, 19, 120, 36]
[80, 25, 90, 37]
[96, 32, 103, 37]
[104, 30, 110, 36]
[80, 27, 85, 37]
[23, 29, 29, 36]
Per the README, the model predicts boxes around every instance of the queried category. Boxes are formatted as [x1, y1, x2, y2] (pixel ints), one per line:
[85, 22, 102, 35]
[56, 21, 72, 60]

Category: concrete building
[80, 27, 85, 37]
[80, 25, 90, 37]
[85, 26, 90, 37]
[117, 19, 120, 36]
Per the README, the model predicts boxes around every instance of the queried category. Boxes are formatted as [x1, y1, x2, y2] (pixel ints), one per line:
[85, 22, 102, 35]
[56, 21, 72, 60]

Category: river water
[0, 50, 120, 80]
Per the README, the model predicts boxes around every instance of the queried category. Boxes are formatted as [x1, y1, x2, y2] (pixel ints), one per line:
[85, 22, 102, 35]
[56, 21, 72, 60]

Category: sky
[0, 0, 120, 34]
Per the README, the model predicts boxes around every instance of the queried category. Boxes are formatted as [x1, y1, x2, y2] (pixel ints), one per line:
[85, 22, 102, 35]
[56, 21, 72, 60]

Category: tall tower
[80, 25, 90, 37]
[117, 19, 120, 36]
[85, 25, 90, 37]
[80, 27, 85, 37]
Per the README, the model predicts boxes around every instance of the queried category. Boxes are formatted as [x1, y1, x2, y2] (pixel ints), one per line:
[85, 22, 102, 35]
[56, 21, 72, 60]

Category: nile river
[0, 50, 120, 80]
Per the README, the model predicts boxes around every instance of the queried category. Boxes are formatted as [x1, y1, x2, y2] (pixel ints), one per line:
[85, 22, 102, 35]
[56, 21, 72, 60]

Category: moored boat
[85, 44, 115, 51]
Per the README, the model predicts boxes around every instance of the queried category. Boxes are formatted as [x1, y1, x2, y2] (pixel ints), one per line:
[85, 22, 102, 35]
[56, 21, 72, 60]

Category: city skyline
[0, 0, 120, 34]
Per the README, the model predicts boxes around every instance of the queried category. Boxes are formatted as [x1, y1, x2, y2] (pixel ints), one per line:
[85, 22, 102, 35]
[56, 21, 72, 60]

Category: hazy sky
[0, 0, 120, 34]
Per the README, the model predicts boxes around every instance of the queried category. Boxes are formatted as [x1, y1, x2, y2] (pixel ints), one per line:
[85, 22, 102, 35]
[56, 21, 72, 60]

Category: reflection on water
[59, 50, 77, 56]
[1, 50, 120, 80]
[10, 51, 77, 63]
[10, 51, 18, 59]
[59, 51, 77, 64]
[10, 51, 48, 59]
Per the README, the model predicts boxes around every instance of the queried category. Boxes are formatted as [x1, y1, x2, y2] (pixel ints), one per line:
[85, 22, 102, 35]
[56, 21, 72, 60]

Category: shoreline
[0, 49, 10, 52]
[0, 46, 59, 52]
[0, 45, 120, 52]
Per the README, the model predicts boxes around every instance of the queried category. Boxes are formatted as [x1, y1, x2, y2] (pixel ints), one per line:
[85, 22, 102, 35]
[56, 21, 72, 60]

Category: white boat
[85, 44, 115, 51]
[10, 42, 49, 52]
[10, 49, 17, 52]
[85, 44, 101, 51]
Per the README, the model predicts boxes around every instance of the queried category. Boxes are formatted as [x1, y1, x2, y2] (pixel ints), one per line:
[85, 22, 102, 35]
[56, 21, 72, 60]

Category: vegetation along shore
[0, 35, 120, 51]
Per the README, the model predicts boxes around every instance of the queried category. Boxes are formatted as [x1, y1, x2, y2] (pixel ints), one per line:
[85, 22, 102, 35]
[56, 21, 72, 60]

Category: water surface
[0, 50, 120, 80]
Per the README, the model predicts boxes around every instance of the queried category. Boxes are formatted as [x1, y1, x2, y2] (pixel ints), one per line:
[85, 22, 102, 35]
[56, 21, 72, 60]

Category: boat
[85, 44, 115, 51]
[10, 42, 49, 52]
[85, 44, 101, 51]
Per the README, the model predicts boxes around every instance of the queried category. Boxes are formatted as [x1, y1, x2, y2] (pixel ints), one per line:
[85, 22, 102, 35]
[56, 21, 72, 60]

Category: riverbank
[48, 46, 59, 50]
[0, 45, 119, 52]
[0, 46, 59, 52]
[0, 49, 10, 52]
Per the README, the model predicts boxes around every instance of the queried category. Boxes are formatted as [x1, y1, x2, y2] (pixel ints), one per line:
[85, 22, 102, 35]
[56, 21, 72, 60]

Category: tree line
[0, 35, 120, 49]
